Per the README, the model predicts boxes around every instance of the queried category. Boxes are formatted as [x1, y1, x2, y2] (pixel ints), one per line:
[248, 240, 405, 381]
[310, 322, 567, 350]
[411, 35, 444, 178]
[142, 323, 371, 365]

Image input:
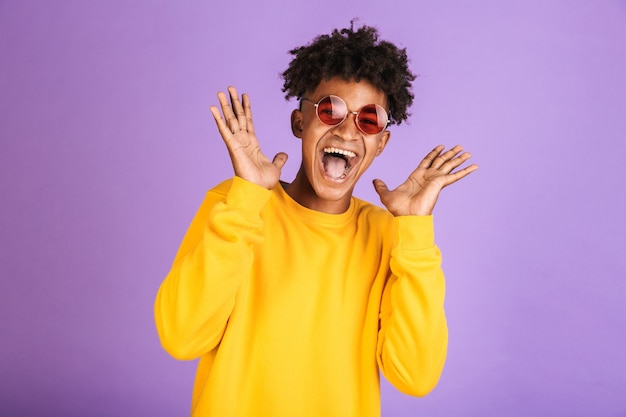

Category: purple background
[1, 1, 625, 416]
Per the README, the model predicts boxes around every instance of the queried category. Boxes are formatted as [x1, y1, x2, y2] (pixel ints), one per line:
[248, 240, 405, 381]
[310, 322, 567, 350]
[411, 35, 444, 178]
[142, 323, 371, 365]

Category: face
[288, 77, 391, 214]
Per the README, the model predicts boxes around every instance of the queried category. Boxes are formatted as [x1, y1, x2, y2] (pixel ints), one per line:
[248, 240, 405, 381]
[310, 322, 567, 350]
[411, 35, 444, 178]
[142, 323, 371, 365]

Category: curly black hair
[281, 22, 416, 125]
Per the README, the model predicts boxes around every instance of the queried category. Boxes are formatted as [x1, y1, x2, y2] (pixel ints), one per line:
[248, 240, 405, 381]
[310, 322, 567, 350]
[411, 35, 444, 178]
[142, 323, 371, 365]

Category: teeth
[324, 147, 356, 158]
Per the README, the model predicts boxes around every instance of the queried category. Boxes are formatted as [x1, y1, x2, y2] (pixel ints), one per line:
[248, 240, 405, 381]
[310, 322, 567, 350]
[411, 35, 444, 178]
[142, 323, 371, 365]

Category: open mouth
[321, 147, 357, 180]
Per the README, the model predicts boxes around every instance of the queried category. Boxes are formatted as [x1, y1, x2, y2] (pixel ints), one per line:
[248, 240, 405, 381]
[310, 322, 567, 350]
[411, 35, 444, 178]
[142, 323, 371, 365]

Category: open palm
[373, 145, 478, 216]
[210, 87, 288, 190]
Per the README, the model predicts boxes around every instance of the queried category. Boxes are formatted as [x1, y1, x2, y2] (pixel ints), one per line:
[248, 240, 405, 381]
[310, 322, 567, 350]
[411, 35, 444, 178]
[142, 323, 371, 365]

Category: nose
[332, 111, 361, 140]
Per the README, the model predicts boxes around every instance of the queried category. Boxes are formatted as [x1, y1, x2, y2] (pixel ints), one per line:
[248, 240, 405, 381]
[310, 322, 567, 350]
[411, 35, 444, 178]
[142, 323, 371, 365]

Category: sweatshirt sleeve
[376, 215, 449, 396]
[154, 177, 271, 360]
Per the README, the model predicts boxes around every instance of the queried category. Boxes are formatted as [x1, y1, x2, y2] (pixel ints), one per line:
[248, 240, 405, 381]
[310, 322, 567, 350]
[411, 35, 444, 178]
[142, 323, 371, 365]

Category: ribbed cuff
[225, 176, 272, 216]
[394, 215, 436, 250]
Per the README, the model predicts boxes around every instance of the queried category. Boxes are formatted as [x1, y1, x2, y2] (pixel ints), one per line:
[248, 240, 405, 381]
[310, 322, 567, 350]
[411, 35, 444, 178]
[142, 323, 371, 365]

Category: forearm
[377, 215, 448, 396]
[154, 177, 270, 360]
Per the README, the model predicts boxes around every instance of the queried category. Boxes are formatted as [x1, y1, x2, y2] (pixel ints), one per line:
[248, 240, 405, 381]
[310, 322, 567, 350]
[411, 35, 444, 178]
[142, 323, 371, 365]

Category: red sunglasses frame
[301, 95, 390, 135]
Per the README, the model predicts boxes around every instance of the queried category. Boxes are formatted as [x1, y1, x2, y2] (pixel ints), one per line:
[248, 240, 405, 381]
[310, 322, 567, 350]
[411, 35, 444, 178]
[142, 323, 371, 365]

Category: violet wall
[1, 1, 625, 416]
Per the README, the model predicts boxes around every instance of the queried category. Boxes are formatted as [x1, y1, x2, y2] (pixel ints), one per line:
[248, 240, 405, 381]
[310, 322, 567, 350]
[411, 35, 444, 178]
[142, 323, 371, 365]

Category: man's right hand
[210, 86, 288, 190]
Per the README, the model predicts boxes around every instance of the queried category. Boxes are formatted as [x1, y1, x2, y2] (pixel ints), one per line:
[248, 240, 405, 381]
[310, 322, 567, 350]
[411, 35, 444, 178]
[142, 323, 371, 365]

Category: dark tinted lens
[316, 96, 347, 126]
[356, 104, 387, 134]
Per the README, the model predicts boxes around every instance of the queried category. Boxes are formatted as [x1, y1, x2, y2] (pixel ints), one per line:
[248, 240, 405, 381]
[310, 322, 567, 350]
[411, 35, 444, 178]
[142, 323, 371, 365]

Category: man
[155, 22, 477, 417]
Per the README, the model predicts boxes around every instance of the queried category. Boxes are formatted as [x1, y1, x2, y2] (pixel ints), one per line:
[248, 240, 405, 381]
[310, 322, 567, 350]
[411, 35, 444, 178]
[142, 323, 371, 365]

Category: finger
[431, 145, 463, 169]
[439, 151, 473, 174]
[443, 163, 479, 186]
[228, 86, 247, 132]
[272, 152, 288, 170]
[217, 91, 240, 133]
[242, 93, 255, 135]
[210, 105, 235, 143]
[418, 145, 446, 168]
[372, 179, 390, 197]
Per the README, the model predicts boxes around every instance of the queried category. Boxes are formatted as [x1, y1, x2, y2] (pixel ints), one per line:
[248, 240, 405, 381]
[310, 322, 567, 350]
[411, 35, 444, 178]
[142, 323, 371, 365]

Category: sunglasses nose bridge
[330, 110, 362, 139]
[347, 111, 364, 134]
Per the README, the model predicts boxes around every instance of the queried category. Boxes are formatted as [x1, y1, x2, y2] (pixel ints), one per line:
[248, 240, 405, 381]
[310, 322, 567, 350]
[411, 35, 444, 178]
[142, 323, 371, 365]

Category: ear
[375, 130, 391, 156]
[290, 109, 303, 138]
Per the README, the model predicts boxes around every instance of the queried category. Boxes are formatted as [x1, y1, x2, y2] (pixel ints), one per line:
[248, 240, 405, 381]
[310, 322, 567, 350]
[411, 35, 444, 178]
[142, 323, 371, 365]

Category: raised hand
[209, 86, 288, 190]
[373, 145, 478, 216]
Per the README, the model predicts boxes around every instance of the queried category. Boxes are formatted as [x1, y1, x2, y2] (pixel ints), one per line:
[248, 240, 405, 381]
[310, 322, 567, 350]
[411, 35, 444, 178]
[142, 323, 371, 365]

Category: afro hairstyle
[281, 21, 416, 125]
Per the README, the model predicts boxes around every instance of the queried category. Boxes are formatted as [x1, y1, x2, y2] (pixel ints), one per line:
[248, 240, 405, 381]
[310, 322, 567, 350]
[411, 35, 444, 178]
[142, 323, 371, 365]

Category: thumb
[272, 152, 288, 170]
[372, 179, 389, 197]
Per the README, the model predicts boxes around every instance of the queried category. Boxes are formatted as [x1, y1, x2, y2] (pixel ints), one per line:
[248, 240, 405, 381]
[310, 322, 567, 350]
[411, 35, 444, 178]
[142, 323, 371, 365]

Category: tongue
[322, 154, 347, 179]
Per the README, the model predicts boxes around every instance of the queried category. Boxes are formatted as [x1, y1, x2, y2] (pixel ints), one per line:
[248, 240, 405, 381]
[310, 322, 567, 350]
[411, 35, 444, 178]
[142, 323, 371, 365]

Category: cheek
[301, 126, 329, 151]
[300, 134, 321, 167]
[373, 134, 390, 156]
[365, 140, 382, 158]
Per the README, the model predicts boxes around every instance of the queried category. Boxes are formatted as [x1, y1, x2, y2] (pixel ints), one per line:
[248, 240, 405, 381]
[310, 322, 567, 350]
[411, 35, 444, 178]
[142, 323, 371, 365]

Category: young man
[155, 23, 477, 417]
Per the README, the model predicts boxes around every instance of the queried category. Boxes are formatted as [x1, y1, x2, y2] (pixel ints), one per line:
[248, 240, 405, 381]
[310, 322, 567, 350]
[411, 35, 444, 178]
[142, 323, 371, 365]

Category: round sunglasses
[301, 95, 390, 135]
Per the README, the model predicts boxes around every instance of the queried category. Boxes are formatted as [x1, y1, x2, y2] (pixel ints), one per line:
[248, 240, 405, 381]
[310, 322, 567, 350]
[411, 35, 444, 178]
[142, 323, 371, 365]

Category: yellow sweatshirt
[154, 176, 448, 417]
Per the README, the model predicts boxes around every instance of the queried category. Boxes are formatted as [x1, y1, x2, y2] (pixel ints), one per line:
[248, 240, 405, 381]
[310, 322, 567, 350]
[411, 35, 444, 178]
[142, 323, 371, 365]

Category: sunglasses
[301, 95, 390, 135]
